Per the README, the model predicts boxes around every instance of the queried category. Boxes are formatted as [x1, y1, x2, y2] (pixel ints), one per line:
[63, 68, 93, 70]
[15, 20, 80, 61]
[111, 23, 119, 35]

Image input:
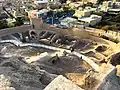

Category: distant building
[21, 0, 32, 7]
[99, 1, 120, 13]
[87, 0, 98, 4]
[49, 0, 61, 4]
[68, 2, 83, 9]
[78, 14, 102, 26]
[73, 9, 91, 18]
[67, 0, 98, 4]
[60, 17, 77, 27]
[70, 21, 85, 28]
[28, 9, 49, 19]
[99, 1, 112, 12]
[108, 8, 120, 14]
[32, 0, 49, 9]
[60, 17, 85, 28]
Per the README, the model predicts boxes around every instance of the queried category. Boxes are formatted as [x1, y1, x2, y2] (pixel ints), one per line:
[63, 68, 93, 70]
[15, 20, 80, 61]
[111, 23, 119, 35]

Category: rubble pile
[0, 56, 57, 90]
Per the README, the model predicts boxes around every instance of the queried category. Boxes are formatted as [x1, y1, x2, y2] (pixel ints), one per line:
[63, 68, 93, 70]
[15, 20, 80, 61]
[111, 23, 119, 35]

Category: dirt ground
[0, 28, 119, 90]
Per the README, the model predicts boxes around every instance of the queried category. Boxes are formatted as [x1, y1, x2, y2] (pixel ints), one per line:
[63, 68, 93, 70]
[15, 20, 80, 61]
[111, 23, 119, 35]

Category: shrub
[100, 35, 119, 43]
[50, 5, 61, 10]
[100, 20, 112, 25]
[24, 12, 28, 16]
[111, 14, 120, 22]
[110, 38, 119, 43]
[15, 17, 24, 26]
[100, 35, 109, 40]
[0, 20, 8, 29]
[102, 25, 109, 30]
[94, 12, 104, 16]
[7, 22, 15, 27]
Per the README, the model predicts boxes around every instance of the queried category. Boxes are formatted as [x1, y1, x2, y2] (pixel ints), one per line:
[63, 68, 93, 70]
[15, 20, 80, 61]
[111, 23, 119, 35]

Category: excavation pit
[0, 27, 118, 90]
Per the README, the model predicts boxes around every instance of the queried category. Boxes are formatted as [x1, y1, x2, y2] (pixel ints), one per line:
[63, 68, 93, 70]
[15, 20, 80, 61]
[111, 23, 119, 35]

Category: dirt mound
[95, 45, 107, 52]
[32, 55, 91, 76]
[108, 52, 120, 66]
[84, 51, 106, 63]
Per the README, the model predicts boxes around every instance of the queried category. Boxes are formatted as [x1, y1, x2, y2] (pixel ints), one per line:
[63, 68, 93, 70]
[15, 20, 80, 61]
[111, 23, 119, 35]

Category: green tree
[97, 0, 104, 4]
[50, 5, 61, 10]
[111, 14, 120, 23]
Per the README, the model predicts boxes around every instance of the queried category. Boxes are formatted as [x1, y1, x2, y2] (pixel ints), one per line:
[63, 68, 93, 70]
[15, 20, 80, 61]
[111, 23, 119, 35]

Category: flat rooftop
[78, 15, 101, 22]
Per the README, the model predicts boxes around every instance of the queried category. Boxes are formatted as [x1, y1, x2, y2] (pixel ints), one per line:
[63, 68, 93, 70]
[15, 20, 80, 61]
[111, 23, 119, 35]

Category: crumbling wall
[97, 68, 120, 90]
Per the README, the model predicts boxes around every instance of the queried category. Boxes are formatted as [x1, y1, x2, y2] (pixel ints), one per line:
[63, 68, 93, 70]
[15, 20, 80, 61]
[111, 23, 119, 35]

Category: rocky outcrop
[0, 74, 15, 90]
[44, 75, 84, 90]
[0, 57, 57, 90]
[108, 52, 120, 66]
[98, 68, 120, 90]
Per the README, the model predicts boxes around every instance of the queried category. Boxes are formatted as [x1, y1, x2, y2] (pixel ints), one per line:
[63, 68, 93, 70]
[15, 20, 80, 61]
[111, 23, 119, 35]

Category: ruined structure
[0, 22, 119, 90]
